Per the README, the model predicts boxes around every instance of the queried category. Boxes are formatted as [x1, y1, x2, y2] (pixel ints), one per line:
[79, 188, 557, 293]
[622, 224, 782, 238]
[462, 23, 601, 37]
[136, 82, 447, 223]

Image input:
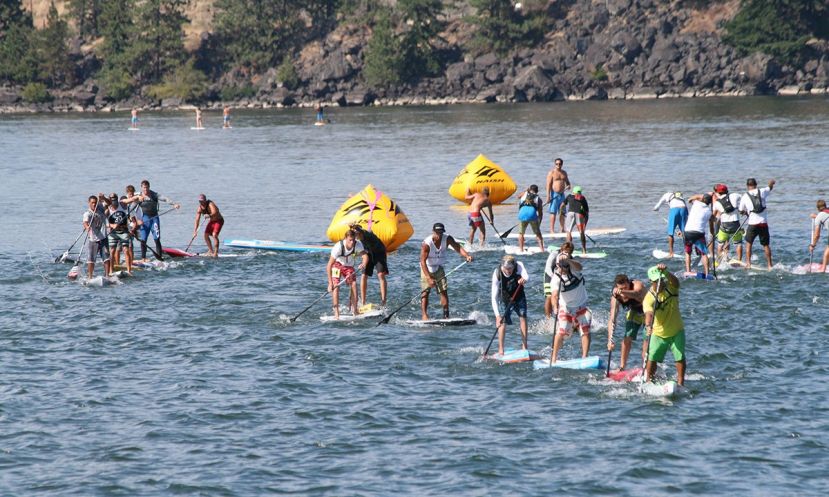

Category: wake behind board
[507, 227, 626, 239]
[532, 355, 604, 370]
[607, 367, 644, 382]
[792, 263, 829, 274]
[504, 246, 546, 256]
[652, 248, 684, 260]
[639, 380, 679, 398]
[224, 239, 332, 253]
[320, 309, 385, 322]
[547, 245, 607, 259]
[405, 318, 477, 327]
[486, 348, 542, 364]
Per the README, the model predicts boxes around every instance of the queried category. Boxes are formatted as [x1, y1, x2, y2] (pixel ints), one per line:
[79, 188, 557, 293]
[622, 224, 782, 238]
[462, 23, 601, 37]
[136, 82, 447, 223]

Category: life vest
[718, 194, 736, 214]
[139, 190, 160, 217]
[567, 194, 587, 214]
[555, 255, 585, 292]
[337, 240, 358, 265]
[518, 193, 538, 221]
[497, 268, 525, 303]
[649, 284, 677, 312]
[747, 190, 765, 214]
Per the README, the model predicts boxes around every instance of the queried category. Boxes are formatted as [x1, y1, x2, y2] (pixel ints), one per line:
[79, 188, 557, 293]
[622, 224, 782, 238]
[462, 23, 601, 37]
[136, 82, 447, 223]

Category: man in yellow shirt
[642, 263, 686, 386]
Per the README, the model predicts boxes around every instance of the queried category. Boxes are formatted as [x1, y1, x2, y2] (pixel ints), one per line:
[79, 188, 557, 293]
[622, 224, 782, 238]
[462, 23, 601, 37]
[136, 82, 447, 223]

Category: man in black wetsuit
[351, 223, 389, 307]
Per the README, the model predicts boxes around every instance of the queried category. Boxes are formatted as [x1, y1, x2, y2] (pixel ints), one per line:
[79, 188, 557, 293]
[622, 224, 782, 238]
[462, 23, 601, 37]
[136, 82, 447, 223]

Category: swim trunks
[556, 306, 592, 337]
[667, 207, 688, 236]
[86, 239, 110, 263]
[565, 212, 587, 232]
[420, 266, 448, 294]
[684, 231, 707, 255]
[140, 214, 161, 241]
[331, 261, 356, 285]
[647, 329, 685, 362]
[717, 221, 744, 244]
[745, 224, 770, 246]
[108, 230, 132, 250]
[364, 251, 389, 277]
[205, 219, 224, 236]
[519, 220, 541, 236]
[497, 295, 527, 325]
[468, 211, 484, 228]
[548, 192, 565, 214]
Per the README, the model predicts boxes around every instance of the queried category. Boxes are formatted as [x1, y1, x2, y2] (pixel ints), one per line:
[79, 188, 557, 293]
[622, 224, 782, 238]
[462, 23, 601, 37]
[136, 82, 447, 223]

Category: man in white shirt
[548, 242, 591, 363]
[653, 191, 688, 258]
[809, 199, 829, 272]
[326, 229, 368, 319]
[683, 193, 714, 277]
[491, 255, 529, 356]
[712, 184, 745, 264]
[740, 178, 776, 269]
[82, 195, 111, 279]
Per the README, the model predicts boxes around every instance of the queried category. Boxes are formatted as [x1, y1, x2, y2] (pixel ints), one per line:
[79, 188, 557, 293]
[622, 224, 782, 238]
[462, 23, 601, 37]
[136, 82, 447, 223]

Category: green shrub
[362, 10, 403, 87]
[100, 66, 134, 101]
[591, 64, 608, 81]
[21, 82, 52, 103]
[146, 59, 209, 102]
[219, 85, 256, 101]
[276, 55, 300, 90]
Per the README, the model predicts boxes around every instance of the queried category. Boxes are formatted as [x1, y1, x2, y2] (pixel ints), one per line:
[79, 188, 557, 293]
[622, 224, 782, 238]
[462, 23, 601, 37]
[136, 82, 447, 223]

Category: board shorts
[205, 219, 224, 236]
[140, 214, 161, 241]
[717, 221, 744, 244]
[667, 207, 688, 236]
[647, 330, 685, 362]
[223, 115, 230, 124]
[519, 220, 541, 236]
[331, 261, 357, 285]
[498, 295, 527, 325]
[421, 266, 448, 294]
[565, 212, 587, 232]
[745, 224, 770, 246]
[364, 251, 389, 277]
[86, 239, 110, 263]
[108, 230, 132, 250]
[684, 231, 707, 255]
[131, 116, 138, 125]
[556, 306, 592, 337]
[543, 272, 552, 296]
[468, 211, 484, 228]
[549, 192, 565, 214]
[624, 310, 645, 339]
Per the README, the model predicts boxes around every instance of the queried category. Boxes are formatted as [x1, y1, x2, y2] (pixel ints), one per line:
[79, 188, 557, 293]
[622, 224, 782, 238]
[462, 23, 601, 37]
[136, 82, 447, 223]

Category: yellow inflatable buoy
[448, 154, 517, 204]
[326, 184, 414, 252]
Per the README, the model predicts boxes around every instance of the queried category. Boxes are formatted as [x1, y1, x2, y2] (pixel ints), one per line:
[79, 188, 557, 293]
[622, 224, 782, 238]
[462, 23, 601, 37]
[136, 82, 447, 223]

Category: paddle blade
[500, 225, 517, 239]
[67, 265, 79, 280]
[55, 251, 68, 263]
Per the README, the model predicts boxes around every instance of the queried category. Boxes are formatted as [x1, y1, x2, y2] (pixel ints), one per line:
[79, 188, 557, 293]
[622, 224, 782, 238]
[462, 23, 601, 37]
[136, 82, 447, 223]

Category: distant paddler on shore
[420, 223, 473, 320]
[130, 108, 139, 130]
[223, 106, 232, 128]
[194, 194, 224, 257]
[809, 199, 829, 273]
[465, 186, 493, 246]
[545, 157, 570, 234]
[653, 191, 688, 258]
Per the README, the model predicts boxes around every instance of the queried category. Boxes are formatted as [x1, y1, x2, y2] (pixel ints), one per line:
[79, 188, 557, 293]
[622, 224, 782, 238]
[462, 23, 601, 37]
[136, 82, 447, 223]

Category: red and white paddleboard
[607, 367, 643, 382]
[162, 248, 197, 258]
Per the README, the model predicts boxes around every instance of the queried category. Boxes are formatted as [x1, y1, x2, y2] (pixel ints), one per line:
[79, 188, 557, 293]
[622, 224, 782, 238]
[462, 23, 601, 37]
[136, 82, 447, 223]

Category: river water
[1, 98, 828, 495]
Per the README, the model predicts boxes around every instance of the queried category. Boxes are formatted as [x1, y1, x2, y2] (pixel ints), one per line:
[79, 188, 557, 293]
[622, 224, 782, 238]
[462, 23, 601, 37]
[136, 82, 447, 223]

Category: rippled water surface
[2, 98, 828, 496]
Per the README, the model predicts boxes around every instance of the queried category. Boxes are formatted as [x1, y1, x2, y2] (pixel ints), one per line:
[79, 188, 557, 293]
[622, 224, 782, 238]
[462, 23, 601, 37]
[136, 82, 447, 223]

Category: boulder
[512, 65, 557, 101]
[445, 62, 474, 84]
[161, 97, 182, 109]
[583, 87, 608, 100]
[584, 42, 610, 71]
[72, 90, 96, 106]
[273, 87, 295, 106]
[0, 88, 20, 105]
[346, 88, 374, 106]
[474, 53, 499, 70]
[318, 50, 354, 82]
[648, 38, 680, 68]
[610, 31, 642, 62]
[739, 52, 781, 83]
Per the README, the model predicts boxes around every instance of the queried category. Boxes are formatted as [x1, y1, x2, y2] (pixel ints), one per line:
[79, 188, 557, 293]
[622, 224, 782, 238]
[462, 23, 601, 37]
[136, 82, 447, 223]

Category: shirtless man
[545, 158, 571, 233]
[193, 194, 224, 257]
[195, 108, 204, 129]
[130, 108, 139, 129]
[465, 187, 494, 246]
[223, 106, 231, 128]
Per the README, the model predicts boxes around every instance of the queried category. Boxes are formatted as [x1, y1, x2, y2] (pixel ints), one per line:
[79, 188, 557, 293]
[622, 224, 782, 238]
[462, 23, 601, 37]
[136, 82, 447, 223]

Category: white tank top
[423, 234, 448, 273]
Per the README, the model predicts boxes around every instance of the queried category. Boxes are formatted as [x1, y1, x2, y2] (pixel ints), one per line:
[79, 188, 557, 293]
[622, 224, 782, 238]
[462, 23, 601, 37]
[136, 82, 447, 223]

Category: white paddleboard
[532, 355, 603, 370]
[507, 227, 626, 239]
[652, 248, 684, 260]
[314, 122, 327, 126]
[320, 309, 385, 322]
[639, 380, 679, 397]
[191, 127, 206, 130]
[504, 246, 546, 255]
[547, 245, 607, 259]
[128, 128, 140, 131]
[486, 348, 543, 364]
[405, 318, 477, 327]
[791, 263, 829, 274]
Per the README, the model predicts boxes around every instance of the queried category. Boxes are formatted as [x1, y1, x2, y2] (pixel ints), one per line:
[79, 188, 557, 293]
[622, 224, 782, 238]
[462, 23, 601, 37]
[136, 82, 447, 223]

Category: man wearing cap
[545, 158, 571, 234]
[193, 194, 224, 257]
[106, 192, 133, 274]
[548, 242, 592, 363]
[563, 186, 589, 254]
[643, 263, 685, 386]
[712, 184, 745, 264]
[491, 255, 529, 356]
[809, 199, 829, 272]
[740, 178, 776, 269]
[653, 191, 688, 258]
[682, 193, 715, 277]
[420, 223, 473, 320]
[517, 185, 545, 253]
[350, 223, 389, 307]
[465, 187, 494, 246]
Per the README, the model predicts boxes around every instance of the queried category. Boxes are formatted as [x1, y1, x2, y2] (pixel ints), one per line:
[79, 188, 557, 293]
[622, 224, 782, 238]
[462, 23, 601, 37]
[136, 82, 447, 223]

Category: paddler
[517, 184, 544, 253]
[740, 178, 776, 269]
[82, 195, 111, 279]
[195, 107, 204, 128]
[545, 158, 571, 233]
[563, 185, 589, 254]
[315, 103, 325, 123]
[809, 199, 829, 272]
[124, 180, 180, 261]
[607, 274, 647, 371]
[682, 193, 714, 277]
[326, 229, 368, 320]
[350, 223, 389, 307]
[130, 108, 139, 129]
[223, 106, 231, 128]
[491, 255, 529, 356]
[106, 193, 133, 274]
[653, 191, 688, 258]
[420, 222, 473, 320]
[643, 264, 685, 386]
[712, 184, 744, 264]
[465, 186, 493, 246]
[548, 242, 592, 363]
[194, 194, 224, 257]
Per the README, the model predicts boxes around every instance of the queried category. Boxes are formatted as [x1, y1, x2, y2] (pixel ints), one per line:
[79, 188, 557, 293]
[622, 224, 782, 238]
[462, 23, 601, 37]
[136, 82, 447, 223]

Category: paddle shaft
[716, 214, 750, 266]
[482, 282, 524, 357]
[643, 277, 663, 384]
[68, 229, 90, 277]
[481, 211, 507, 245]
[289, 269, 360, 322]
[56, 228, 86, 263]
[809, 218, 814, 273]
[185, 215, 202, 253]
[606, 289, 616, 377]
[548, 273, 565, 365]
[376, 260, 468, 326]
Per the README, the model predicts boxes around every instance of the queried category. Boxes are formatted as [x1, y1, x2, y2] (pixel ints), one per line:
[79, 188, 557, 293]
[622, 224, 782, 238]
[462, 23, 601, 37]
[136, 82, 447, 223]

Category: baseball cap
[432, 223, 445, 232]
[647, 265, 664, 282]
[714, 184, 728, 194]
[573, 186, 583, 194]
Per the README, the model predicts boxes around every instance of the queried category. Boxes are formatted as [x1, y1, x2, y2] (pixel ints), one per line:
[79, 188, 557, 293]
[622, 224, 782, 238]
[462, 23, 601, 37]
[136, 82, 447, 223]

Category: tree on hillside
[0, 0, 39, 83]
[362, 9, 403, 87]
[98, 0, 135, 99]
[36, 2, 74, 87]
[725, 0, 829, 61]
[69, 0, 102, 38]
[214, 0, 304, 73]
[469, 0, 547, 54]
[129, 0, 189, 84]
[398, 0, 445, 80]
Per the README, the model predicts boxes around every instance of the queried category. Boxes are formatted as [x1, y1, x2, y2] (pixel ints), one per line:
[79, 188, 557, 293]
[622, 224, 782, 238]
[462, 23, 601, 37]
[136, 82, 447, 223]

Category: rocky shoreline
[3, 0, 828, 114]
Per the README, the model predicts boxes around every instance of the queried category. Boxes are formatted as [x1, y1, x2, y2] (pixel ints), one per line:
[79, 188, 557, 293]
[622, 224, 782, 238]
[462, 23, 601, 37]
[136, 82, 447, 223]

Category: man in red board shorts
[327, 229, 368, 320]
[193, 194, 224, 257]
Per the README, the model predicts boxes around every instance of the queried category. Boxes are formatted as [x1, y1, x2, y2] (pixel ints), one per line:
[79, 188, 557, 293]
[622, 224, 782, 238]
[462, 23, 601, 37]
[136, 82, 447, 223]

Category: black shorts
[365, 251, 389, 277]
[745, 225, 770, 246]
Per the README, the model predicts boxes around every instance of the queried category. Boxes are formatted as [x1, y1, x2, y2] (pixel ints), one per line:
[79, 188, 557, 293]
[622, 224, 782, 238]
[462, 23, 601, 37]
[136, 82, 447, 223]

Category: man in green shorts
[607, 274, 648, 371]
[419, 223, 473, 320]
[643, 263, 685, 386]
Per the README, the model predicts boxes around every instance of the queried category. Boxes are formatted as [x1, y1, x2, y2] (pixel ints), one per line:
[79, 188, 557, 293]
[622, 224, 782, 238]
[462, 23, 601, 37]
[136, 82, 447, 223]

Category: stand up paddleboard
[486, 348, 542, 364]
[677, 271, 716, 281]
[504, 246, 546, 256]
[532, 355, 604, 370]
[547, 245, 607, 259]
[81, 275, 119, 287]
[405, 318, 477, 327]
[792, 263, 829, 274]
[506, 227, 626, 239]
[607, 367, 644, 382]
[320, 309, 385, 322]
[128, 128, 140, 131]
[163, 248, 197, 258]
[224, 239, 332, 253]
[191, 127, 206, 130]
[314, 122, 327, 126]
[652, 248, 684, 260]
[639, 380, 679, 397]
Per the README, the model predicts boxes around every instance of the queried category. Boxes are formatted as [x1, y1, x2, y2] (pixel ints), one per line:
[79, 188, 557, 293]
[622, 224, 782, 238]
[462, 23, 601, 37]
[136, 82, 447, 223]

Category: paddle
[481, 211, 508, 245]
[715, 214, 750, 268]
[809, 217, 815, 273]
[376, 260, 468, 326]
[482, 282, 524, 358]
[643, 274, 663, 384]
[55, 228, 86, 263]
[288, 270, 359, 322]
[67, 229, 90, 280]
[185, 215, 202, 253]
[606, 288, 616, 377]
[547, 268, 565, 366]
